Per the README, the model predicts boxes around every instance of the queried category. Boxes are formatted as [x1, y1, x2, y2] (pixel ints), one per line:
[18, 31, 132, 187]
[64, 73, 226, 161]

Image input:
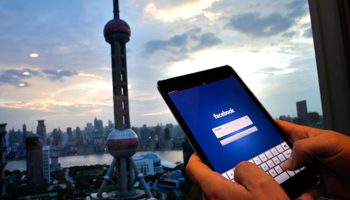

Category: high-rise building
[23, 123, 27, 140]
[51, 146, 60, 171]
[52, 128, 62, 147]
[307, 112, 321, 125]
[141, 124, 150, 140]
[94, 117, 103, 134]
[296, 100, 308, 125]
[8, 129, 15, 143]
[67, 127, 72, 139]
[36, 120, 46, 145]
[155, 124, 162, 135]
[42, 146, 50, 184]
[26, 133, 44, 186]
[108, 120, 114, 130]
[76, 127, 83, 146]
[166, 123, 174, 138]
[86, 123, 93, 133]
[0, 123, 8, 196]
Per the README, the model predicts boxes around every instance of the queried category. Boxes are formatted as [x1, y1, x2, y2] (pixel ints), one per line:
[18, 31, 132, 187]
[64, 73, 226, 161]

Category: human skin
[277, 120, 350, 200]
[186, 120, 350, 200]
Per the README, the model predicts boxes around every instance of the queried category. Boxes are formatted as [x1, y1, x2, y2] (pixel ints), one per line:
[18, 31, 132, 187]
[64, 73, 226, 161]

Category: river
[5, 150, 184, 171]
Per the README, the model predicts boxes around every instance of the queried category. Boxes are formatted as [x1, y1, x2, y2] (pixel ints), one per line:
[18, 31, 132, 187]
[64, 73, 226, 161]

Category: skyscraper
[296, 100, 308, 125]
[108, 120, 114, 130]
[36, 120, 46, 145]
[0, 123, 8, 197]
[51, 147, 60, 171]
[94, 117, 104, 134]
[67, 127, 72, 139]
[42, 146, 50, 184]
[23, 123, 27, 140]
[26, 133, 44, 186]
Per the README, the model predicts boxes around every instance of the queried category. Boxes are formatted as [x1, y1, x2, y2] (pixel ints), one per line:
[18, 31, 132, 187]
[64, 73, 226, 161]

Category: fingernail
[284, 158, 294, 169]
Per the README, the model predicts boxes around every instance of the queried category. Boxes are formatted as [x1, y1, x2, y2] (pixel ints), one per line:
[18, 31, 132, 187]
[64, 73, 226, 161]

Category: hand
[186, 153, 289, 200]
[276, 120, 350, 200]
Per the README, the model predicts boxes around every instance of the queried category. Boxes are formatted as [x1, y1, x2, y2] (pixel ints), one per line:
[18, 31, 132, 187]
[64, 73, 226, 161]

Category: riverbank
[6, 150, 184, 171]
[6, 147, 184, 162]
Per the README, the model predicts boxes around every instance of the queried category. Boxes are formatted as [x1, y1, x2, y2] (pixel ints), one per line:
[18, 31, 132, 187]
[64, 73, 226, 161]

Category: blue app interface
[169, 77, 284, 173]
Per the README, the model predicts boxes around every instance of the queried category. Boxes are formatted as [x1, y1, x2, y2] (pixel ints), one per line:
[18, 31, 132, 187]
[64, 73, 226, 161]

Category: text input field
[212, 115, 253, 139]
[220, 126, 258, 146]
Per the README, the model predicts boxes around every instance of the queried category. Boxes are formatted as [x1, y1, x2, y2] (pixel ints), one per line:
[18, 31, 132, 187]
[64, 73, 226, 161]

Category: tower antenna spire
[113, 0, 120, 19]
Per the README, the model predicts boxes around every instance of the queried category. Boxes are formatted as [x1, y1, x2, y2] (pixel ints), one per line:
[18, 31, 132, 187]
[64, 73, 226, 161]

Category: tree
[75, 180, 90, 191]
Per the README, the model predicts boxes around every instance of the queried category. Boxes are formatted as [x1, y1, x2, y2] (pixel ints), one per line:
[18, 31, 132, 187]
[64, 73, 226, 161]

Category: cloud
[42, 69, 78, 82]
[285, 0, 309, 18]
[192, 32, 223, 51]
[302, 28, 312, 38]
[282, 31, 297, 38]
[144, 32, 190, 55]
[0, 68, 41, 87]
[255, 66, 295, 76]
[226, 12, 294, 37]
[142, 110, 170, 116]
[143, 0, 218, 22]
[143, 28, 222, 61]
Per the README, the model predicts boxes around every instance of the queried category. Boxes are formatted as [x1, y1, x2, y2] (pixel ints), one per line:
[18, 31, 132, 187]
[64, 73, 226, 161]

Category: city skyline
[0, 0, 322, 132]
[6, 100, 321, 136]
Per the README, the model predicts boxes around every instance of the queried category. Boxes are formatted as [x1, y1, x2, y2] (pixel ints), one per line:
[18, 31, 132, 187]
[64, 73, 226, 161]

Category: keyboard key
[286, 170, 295, 177]
[269, 169, 277, 177]
[274, 166, 283, 174]
[271, 148, 279, 156]
[276, 145, 284, 153]
[227, 169, 234, 179]
[300, 166, 305, 170]
[259, 154, 268, 162]
[222, 173, 229, 180]
[279, 162, 286, 171]
[253, 157, 262, 165]
[281, 142, 289, 150]
[275, 172, 290, 184]
[283, 149, 292, 158]
[246, 142, 296, 184]
[278, 154, 286, 162]
[272, 157, 281, 165]
[266, 160, 275, 168]
[260, 163, 269, 171]
[265, 150, 273, 159]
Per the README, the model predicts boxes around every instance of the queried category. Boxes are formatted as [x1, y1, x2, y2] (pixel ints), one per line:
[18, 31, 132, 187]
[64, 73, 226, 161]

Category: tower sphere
[104, 19, 131, 37]
[106, 129, 138, 158]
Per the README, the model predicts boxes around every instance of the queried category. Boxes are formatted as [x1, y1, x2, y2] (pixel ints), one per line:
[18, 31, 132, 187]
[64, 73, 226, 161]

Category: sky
[0, 0, 322, 133]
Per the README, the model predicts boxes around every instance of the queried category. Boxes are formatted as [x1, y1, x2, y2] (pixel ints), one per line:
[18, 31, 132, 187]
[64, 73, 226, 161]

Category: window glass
[1, 1, 322, 198]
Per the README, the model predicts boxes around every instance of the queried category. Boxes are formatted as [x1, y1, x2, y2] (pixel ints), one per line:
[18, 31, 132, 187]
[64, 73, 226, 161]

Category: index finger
[186, 154, 230, 186]
[186, 154, 248, 197]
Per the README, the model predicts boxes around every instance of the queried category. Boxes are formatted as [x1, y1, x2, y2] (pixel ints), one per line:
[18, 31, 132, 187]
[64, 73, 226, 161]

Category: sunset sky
[0, 0, 322, 132]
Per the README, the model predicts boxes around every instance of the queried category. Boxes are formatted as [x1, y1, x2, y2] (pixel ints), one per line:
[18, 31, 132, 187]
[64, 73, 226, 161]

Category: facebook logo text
[213, 108, 235, 119]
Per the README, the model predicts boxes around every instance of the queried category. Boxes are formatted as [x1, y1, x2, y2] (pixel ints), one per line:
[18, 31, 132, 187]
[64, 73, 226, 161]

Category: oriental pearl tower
[92, 1, 155, 199]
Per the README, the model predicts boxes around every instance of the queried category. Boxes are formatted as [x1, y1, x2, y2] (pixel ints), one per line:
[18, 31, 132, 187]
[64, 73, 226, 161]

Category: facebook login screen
[169, 77, 299, 184]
